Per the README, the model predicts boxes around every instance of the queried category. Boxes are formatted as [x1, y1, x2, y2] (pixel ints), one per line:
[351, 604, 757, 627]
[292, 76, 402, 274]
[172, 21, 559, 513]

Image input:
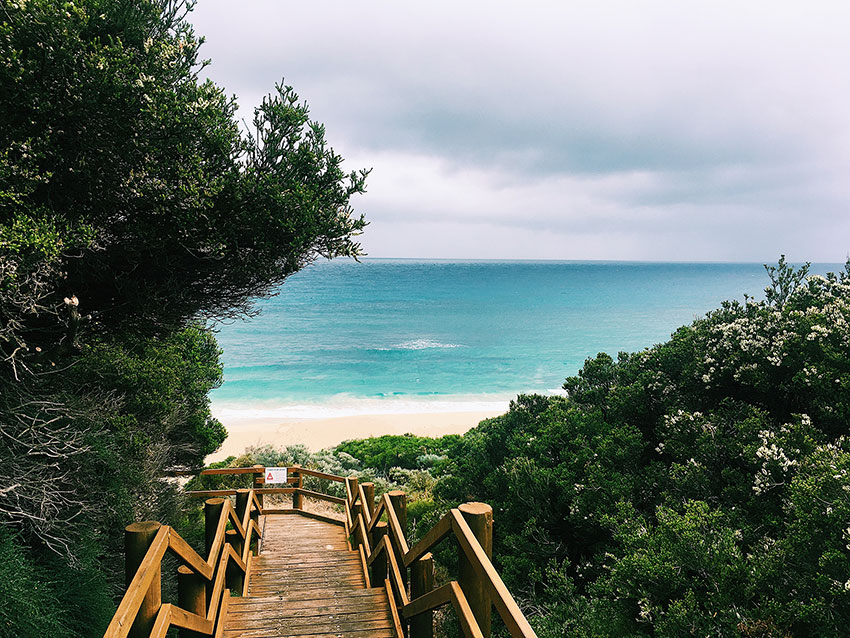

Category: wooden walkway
[103, 469, 537, 638]
[224, 513, 398, 638]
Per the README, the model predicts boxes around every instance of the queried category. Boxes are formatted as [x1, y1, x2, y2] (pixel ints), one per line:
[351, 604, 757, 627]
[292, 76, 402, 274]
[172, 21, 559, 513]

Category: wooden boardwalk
[103, 468, 537, 638]
[224, 513, 398, 638]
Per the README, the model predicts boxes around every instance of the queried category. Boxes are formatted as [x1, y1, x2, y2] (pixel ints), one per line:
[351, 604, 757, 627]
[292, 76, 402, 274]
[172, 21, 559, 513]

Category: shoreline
[205, 408, 506, 463]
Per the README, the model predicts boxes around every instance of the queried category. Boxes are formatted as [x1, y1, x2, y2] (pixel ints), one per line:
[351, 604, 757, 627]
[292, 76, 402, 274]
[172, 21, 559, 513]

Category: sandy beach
[205, 409, 505, 463]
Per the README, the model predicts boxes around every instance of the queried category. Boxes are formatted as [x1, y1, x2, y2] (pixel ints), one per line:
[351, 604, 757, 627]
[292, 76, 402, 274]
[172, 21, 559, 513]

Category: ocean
[210, 259, 839, 420]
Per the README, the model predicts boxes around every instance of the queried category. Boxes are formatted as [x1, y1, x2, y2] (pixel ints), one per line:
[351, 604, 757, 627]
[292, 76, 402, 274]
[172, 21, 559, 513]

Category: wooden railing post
[388, 490, 408, 588]
[204, 497, 225, 606]
[177, 564, 206, 638]
[253, 465, 265, 508]
[388, 490, 407, 536]
[362, 482, 376, 518]
[292, 465, 303, 510]
[370, 521, 388, 587]
[225, 529, 245, 592]
[410, 553, 435, 638]
[458, 502, 493, 638]
[235, 489, 250, 522]
[346, 476, 360, 532]
[125, 521, 162, 638]
[204, 498, 225, 557]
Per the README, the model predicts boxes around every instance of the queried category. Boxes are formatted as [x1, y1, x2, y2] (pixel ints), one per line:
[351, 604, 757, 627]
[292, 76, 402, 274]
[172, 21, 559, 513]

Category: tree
[1, 0, 367, 355]
[0, 1, 367, 634]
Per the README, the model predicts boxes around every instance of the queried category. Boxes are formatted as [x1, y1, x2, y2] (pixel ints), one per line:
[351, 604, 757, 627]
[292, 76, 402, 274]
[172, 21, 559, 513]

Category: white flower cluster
[753, 428, 797, 495]
[698, 273, 850, 389]
[637, 597, 652, 622]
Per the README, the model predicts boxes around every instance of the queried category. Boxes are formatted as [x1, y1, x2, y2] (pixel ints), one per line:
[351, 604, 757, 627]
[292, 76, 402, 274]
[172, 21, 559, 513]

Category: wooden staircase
[224, 514, 397, 638]
[103, 465, 537, 638]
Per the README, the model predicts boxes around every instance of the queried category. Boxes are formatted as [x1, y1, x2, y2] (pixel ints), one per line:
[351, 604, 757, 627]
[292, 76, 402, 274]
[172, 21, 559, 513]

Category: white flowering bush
[438, 259, 850, 637]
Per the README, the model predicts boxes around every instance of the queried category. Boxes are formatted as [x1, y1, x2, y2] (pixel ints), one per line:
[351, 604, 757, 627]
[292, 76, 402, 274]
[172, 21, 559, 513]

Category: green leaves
[1, 2, 367, 634]
[765, 255, 810, 307]
[437, 260, 850, 636]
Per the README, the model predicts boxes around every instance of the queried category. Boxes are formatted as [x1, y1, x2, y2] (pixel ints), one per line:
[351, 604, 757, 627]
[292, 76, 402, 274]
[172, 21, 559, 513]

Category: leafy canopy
[0, 1, 368, 634]
[1, 0, 368, 366]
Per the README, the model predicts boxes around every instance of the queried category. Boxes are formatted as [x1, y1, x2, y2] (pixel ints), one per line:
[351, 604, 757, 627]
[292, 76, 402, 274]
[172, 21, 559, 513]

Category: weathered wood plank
[225, 631, 394, 638]
[228, 590, 385, 607]
[221, 512, 396, 638]
[226, 608, 389, 626]
[228, 603, 386, 619]
[223, 617, 394, 637]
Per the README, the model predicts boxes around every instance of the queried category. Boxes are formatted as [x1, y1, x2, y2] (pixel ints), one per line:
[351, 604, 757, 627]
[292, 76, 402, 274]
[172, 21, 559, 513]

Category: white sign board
[264, 467, 288, 484]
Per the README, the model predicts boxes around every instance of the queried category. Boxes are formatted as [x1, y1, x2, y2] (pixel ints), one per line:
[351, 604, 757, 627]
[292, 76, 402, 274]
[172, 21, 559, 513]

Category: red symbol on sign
[267, 473, 273, 481]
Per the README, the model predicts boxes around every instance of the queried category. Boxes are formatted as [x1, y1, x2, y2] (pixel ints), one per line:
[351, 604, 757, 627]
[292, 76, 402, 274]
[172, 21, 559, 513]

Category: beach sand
[205, 409, 505, 463]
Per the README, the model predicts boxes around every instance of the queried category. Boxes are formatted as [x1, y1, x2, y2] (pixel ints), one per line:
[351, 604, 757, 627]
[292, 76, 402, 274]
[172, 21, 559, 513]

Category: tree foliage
[0, 0, 367, 634]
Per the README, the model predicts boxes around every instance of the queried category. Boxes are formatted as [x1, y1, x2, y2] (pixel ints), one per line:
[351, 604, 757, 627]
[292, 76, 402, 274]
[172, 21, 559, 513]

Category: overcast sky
[190, 1, 850, 261]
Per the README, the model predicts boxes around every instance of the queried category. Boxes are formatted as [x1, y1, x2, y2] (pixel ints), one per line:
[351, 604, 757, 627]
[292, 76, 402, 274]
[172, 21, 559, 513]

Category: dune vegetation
[211, 259, 850, 637]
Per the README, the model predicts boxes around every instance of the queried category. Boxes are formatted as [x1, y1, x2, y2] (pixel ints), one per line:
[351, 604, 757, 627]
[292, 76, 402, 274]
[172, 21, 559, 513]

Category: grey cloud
[189, 0, 850, 261]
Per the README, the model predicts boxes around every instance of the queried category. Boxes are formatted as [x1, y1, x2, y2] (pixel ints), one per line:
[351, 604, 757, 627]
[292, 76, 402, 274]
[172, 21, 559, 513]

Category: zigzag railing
[102, 489, 263, 638]
[189, 465, 537, 638]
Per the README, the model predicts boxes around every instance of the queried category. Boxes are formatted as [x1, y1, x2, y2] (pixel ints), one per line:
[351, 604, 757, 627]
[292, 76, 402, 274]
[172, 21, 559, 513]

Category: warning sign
[264, 467, 287, 484]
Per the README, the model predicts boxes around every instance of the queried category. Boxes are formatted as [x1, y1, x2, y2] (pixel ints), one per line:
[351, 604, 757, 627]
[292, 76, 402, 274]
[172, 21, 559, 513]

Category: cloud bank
[191, 0, 850, 261]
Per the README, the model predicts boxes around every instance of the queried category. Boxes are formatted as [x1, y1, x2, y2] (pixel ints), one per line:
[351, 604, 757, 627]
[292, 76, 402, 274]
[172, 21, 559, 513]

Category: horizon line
[329, 256, 845, 265]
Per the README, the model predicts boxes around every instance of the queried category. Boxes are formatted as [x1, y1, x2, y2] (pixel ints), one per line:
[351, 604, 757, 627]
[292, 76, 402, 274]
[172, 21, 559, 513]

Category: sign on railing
[264, 466, 287, 483]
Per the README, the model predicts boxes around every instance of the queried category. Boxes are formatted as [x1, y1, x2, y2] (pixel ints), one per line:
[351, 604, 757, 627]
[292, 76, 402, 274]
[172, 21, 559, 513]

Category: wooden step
[223, 512, 398, 638]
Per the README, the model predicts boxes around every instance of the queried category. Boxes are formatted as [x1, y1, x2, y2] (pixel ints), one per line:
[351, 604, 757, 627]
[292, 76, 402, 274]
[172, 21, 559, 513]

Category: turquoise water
[211, 260, 838, 417]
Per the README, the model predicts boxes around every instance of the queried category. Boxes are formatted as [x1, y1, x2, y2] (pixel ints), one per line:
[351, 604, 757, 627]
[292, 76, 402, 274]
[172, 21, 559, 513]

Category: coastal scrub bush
[437, 259, 850, 636]
[335, 434, 461, 474]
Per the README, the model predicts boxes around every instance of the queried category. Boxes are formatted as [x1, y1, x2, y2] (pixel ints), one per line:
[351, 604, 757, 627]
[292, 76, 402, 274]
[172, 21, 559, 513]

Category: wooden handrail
[383, 493, 410, 557]
[449, 581, 486, 638]
[368, 495, 387, 532]
[296, 466, 347, 482]
[170, 604, 213, 634]
[295, 487, 345, 505]
[188, 487, 296, 497]
[201, 467, 264, 475]
[355, 512, 372, 556]
[396, 507, 537, 638]
[227, 502, 246, 537]
[197, 465, 345, 482]
[103, 489, 264, 638]
[168, 529, 212, 580]
[149, 605, 170, 638]
[357, 483, 372, 527]
[334, 467, 536, 637]
[358, 545, 371, 588]
[402, 582, 453, 619]
[368, 535, 410, 607]
[104, 526, 169, 638]
[176, 465, 538, 638]
[384, 578, 405, 638]
[404, 512, 453, 566]
[450, 510, 536, 637]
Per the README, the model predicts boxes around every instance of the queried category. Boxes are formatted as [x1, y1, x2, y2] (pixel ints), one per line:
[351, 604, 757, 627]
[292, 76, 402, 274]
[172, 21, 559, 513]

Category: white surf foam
[377, 339, 465, 351]
[211, 394, 510, 421]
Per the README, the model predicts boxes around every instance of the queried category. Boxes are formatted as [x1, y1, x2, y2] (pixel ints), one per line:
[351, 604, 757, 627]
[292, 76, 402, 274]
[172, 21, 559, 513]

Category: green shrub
[438, 260, 850, 636]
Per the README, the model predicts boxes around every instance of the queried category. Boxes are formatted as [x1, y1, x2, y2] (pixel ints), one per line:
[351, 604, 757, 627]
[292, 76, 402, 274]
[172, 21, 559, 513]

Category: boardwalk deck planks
[224, 514, 396, 638]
